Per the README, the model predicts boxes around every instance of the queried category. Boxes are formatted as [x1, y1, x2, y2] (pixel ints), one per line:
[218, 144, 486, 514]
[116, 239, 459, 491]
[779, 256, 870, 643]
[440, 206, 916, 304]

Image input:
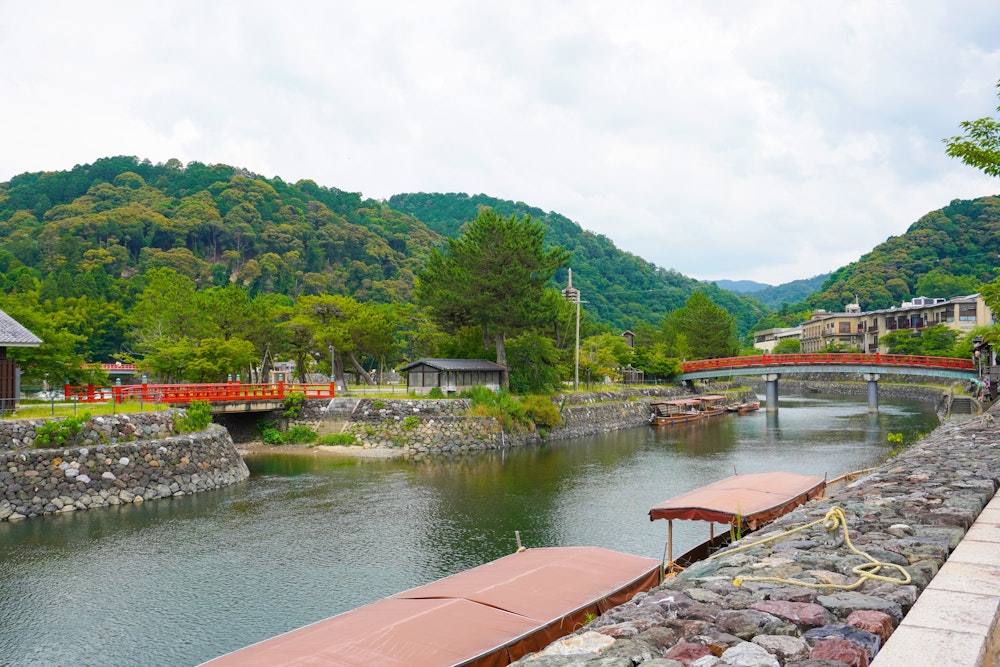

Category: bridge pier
[865, 373, 880, 413]
[763, 373, 779, 412]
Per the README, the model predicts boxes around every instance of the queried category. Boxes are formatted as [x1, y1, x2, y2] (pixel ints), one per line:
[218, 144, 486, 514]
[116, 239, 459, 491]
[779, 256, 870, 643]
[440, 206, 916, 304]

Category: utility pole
[562, 269, 582, 391]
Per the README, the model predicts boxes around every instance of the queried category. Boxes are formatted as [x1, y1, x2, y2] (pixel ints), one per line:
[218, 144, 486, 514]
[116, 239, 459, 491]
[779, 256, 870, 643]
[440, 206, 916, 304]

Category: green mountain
[745, 274, 831, 309]
[803, 196, 1000, 311]
[388, 192, 768, 334]
[711, 279, 772, 293]
[0, 157, 767, 338]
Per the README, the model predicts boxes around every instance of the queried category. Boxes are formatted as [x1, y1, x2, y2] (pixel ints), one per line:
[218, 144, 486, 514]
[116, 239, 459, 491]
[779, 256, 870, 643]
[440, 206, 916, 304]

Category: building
[753, 326, 803, 353]
[397, 358, 505, 395]
[796, 295, 994, 354]
[0, 310, 42, 409]
[858, 294, 994, 353]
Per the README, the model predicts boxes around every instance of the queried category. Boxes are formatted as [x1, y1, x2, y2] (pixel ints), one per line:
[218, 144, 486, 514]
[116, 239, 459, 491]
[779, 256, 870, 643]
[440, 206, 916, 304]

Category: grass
[7, 399, 169, 420]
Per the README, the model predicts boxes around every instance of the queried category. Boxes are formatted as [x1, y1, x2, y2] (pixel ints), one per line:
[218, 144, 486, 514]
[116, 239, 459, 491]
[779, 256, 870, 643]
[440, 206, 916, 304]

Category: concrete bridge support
[865, 373, 880, 413]
[763, 373, 779, 412]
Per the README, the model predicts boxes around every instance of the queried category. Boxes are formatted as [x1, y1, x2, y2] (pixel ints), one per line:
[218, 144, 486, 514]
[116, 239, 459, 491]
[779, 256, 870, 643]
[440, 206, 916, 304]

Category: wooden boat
[737, 400, 760, 415]
[649, 398, 704, 426]
[694, 394, 728, 418]
[200, 546, 661, 667]
[649, 471, 827, 569]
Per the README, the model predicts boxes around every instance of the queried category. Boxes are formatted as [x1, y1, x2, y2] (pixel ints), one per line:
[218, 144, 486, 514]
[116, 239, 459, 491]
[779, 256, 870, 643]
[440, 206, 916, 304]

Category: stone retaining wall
[509, 406, 1000, 667]
[0, 411, 176, 450]
[0, 424, 249, 521]
[328, 387, 744, 457]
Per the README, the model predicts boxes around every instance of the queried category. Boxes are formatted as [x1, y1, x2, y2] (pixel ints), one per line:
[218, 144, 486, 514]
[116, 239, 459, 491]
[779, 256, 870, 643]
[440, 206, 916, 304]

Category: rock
[750, 600, 834, 627]
[802, 624, 880, 658]
[809, 637, 870, 666]
[846, 610, 894, 642]
[663, 642, 712, 663]
[719, 642, 779, 667]
[534, 631, 615, 657]
[751, 634, 810, 662]
[714, 609, 796, 640]
[815, 591, 902, 622]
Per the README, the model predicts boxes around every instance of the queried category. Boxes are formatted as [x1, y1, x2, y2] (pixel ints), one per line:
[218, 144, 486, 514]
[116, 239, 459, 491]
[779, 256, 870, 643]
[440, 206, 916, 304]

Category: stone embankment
[0, 413, 249, 521]
[318, 388, 703, 457]
[510, 406, 1000, 667]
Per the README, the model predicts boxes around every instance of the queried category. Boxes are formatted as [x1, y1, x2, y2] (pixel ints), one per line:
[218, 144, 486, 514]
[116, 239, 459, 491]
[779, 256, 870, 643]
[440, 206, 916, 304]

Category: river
[0, 393, 938, 667]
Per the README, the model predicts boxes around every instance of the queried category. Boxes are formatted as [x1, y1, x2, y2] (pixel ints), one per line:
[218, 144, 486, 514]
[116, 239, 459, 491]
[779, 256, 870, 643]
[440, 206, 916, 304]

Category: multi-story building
[799, 302, 864, 353]
[858, 294, 994, 353]
[753, 326, 803, 352]
[792, 295, 993, 354]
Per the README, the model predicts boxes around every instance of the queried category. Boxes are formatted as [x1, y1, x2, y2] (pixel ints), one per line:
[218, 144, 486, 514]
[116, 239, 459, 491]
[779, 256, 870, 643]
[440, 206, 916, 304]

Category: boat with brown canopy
[648, 471, 827, 570]
[200, 546, 660, 667]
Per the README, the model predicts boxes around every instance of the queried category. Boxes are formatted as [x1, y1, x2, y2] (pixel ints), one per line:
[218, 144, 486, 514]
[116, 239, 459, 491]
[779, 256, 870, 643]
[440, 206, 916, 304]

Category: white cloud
[1, 0, 998, 286]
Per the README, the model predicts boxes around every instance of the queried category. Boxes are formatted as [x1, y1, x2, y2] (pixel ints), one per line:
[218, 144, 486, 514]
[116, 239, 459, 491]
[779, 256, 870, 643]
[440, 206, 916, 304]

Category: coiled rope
[707, 506, 911, 590]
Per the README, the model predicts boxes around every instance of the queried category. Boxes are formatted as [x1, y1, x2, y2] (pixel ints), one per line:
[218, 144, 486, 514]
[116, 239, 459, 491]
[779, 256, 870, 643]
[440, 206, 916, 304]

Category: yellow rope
[707, 506, 911, 590]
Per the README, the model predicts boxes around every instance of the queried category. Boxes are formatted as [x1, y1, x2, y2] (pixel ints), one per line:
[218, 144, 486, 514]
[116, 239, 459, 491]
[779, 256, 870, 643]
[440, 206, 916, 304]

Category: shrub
[34, 413, 91, 448]
[428, 387, 445, 398]
[317, 433, 357, 446]
[282, 393, 305, 419]
[521, 395, 562, 429]
[402, 415, 421, 430]
[283, 425, 318, 444]
[176, 401, 212, 433]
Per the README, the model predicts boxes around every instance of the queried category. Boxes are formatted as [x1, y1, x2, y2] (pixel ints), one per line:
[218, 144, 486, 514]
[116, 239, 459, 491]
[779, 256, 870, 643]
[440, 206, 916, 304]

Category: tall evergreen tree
[415, 209, 570, 388]
[661, 291, 740, 360]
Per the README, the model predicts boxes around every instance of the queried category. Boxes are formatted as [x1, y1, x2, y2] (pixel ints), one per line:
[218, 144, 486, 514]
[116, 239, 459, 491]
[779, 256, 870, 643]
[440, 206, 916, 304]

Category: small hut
[398, 358, 505, 395]
[0, 310, 42, 409]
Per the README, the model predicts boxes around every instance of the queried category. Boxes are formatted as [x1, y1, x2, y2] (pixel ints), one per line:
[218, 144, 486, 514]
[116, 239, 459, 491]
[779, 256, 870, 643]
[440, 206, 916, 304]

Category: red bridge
[64, 381, 335, 412]
[679, 353, 977, 414]
[681, 353, 975, 376]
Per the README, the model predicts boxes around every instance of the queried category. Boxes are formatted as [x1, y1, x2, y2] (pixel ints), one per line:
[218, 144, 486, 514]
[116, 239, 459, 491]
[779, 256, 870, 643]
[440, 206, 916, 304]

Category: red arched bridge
[64, 381, 336, 413]
[679, 353, 977, 413]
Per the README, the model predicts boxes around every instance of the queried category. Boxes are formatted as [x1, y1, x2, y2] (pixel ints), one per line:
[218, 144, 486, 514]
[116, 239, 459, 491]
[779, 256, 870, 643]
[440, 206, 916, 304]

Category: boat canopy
[648, 472, 826, 530]
[200, 546, 660, 667]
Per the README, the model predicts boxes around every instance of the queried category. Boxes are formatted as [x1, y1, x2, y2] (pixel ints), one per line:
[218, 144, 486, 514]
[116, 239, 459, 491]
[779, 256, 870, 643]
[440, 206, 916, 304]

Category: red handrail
[64, 381, 336, 404]
[681, 353, 975, 373]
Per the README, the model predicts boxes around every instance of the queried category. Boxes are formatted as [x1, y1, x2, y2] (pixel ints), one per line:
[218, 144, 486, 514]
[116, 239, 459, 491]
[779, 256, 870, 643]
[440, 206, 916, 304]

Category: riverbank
[510, 402, 1000, 666]
[237, 441, 405, 459]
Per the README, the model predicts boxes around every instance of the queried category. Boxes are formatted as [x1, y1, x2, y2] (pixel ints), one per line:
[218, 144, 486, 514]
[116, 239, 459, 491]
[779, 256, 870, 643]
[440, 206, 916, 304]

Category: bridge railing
[64, 381, 335, 404]
[681, 353, 975, 373]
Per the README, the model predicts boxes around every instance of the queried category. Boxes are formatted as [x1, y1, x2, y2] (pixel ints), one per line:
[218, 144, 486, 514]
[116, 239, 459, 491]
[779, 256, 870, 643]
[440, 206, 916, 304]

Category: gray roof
[0, 310, 42, 347]
[398, 358, 504, 372]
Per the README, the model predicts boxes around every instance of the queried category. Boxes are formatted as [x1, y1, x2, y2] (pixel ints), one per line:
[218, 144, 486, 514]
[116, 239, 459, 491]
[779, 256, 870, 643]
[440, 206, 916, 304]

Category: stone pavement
[514, 407, 1000, 667]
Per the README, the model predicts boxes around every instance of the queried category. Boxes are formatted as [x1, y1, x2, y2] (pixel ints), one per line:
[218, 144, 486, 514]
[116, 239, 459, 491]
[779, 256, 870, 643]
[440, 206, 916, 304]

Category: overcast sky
[2, 1, 999, 285]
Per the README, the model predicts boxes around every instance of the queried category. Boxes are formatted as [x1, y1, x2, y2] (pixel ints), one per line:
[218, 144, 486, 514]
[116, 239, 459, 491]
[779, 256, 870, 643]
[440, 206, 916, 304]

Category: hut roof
[0, 310, 42, 347]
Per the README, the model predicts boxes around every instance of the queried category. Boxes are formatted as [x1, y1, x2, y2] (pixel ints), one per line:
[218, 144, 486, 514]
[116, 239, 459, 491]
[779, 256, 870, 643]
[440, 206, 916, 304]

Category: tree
[944, 80, 1000, 177]
[415, 209, 570, 387]
[661, 291, 740, 360]
[772, 338, 801, 354]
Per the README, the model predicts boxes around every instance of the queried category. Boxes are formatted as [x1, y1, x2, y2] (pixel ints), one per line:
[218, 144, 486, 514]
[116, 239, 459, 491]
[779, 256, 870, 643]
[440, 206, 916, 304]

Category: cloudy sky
[2, 1, 999, 285]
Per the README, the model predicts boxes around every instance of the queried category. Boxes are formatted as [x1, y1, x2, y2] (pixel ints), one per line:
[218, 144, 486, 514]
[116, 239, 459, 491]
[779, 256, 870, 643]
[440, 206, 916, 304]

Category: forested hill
[804, 195, 1000, 311]
[388, 192, 768, 333]
[0, 157, 768, 336]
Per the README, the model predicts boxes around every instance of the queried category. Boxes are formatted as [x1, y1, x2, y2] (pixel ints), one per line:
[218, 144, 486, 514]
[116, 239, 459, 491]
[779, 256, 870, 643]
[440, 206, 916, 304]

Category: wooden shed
[0, 310, 42, 410]
[398, 358, 505, 395]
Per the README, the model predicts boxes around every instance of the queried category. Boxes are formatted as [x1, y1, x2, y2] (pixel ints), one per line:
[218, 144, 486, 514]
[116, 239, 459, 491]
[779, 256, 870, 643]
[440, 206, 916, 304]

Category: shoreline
[236, 441, 406, 459]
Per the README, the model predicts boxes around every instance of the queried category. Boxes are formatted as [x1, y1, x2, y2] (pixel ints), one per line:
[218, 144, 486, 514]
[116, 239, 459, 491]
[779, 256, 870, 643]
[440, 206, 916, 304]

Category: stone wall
[0, 423, 249, 521]
[0, 411, 176, 450]
[326, 387, 727, 456]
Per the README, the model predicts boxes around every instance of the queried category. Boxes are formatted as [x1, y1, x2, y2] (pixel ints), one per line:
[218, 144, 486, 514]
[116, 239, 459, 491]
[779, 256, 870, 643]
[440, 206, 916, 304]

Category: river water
[0, 393, 938, 667]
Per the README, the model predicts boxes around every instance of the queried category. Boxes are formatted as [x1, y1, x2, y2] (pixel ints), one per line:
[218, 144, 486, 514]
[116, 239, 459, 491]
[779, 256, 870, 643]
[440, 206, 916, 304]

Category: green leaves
[944, 81, 1000, 178]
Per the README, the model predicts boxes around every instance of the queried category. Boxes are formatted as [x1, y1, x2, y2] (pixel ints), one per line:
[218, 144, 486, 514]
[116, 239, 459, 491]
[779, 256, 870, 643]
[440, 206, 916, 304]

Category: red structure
[682, 353, 974, 374]
[64, 381, 335, 405]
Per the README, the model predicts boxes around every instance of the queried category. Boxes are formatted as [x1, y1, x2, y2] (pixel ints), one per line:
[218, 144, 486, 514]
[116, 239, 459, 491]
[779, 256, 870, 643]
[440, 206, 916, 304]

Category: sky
[1, 1, 999, 286]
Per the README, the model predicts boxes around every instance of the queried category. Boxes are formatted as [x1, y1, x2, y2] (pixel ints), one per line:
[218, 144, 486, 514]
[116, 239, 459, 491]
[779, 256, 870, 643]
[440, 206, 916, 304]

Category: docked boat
[737, 400, 760, 415]
[694, 394, 728, 418]
[649, 398, 704, 426]
[200, 546, 661, 667]
[649, 471, 827, 569]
